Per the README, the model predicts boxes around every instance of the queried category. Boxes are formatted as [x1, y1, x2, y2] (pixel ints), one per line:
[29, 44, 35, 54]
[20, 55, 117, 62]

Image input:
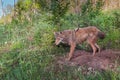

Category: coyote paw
[65, 57, 71, 61]
[92, 53, 95, 56]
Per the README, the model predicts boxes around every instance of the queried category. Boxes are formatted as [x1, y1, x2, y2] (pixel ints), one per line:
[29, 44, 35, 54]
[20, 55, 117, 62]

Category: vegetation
[0, 0, 120, 80]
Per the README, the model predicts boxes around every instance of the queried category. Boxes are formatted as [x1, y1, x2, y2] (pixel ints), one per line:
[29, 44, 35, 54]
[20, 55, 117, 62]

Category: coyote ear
[75, 28, 79, 32]
[60, 31, 62, 34]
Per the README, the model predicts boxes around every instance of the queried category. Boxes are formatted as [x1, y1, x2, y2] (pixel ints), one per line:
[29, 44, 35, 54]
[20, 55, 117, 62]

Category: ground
[56, 49, 120, 70]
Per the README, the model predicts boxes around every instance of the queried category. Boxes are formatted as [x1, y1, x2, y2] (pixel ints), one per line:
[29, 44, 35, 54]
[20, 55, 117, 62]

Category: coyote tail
[97, 31, 105, 39]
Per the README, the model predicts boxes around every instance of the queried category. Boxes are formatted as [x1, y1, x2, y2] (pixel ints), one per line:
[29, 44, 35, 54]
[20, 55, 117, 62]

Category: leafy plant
[112, 10, 120, 28]
[50, 0, 69, 29]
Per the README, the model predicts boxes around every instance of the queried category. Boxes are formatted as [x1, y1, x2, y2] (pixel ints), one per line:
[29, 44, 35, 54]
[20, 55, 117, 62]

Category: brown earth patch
[56, 49, 120, 70]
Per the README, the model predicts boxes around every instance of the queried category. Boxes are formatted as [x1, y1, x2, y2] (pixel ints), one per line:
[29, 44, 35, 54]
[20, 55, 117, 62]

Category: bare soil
[56, 49, 120, 70]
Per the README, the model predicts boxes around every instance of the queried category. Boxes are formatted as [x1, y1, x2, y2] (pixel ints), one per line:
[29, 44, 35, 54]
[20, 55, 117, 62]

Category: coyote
[54, 26, 105, 60]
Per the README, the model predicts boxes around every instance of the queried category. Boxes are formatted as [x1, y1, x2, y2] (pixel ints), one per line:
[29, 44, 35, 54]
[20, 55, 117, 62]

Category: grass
[0, 11, 120, 80]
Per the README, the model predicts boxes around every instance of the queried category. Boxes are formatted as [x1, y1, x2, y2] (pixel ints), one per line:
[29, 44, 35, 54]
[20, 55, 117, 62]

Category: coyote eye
[57, 37, 63, 40]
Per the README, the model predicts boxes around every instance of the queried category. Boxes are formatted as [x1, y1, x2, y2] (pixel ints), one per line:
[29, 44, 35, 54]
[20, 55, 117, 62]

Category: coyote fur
[54, 26, 105, 60]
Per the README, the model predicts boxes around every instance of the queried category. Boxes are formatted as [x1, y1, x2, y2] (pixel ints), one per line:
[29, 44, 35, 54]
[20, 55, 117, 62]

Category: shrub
[34, 22, 55, 47]
[99, 28, 120, 49]
[112, 10, 120, 28]
[50, 0, 69, 25]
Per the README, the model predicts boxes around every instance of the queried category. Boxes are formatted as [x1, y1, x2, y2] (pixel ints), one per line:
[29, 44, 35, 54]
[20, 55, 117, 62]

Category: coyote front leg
[87, 40, 97, 56]
[67, 43, 76, 61]
[95, 43, 100, 53]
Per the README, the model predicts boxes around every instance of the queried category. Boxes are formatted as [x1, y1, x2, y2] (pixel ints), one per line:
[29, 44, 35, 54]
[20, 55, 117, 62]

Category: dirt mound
[56, 49, 120, 70]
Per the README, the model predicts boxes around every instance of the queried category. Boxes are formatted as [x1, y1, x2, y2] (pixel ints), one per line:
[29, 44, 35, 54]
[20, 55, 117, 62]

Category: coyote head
[54, 31, 66, 45]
